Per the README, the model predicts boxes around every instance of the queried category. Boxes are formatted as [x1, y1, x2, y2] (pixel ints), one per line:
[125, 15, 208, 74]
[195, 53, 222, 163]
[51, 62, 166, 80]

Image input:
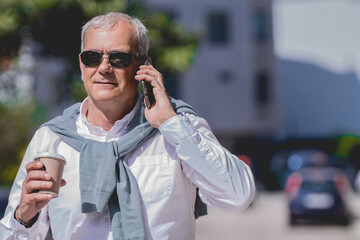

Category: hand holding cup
[16, 153, 66, 225]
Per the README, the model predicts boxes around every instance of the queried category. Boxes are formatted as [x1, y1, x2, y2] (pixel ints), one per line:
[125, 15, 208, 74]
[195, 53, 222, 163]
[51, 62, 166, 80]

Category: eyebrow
[83, 49, 132, 54]
[108, 50, 131, 54]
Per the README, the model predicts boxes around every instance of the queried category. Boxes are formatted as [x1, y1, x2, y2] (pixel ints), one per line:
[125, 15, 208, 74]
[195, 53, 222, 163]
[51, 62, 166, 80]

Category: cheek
[116, 68, 136, 85]
[126, 72, 139, 90]
[81, 69, 95, 82]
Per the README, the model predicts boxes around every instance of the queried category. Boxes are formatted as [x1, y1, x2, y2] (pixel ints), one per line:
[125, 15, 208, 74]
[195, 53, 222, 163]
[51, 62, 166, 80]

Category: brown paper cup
[34, 153, 66, 198]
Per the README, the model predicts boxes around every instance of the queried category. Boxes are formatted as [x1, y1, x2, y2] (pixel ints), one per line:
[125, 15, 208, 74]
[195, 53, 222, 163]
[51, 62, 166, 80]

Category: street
[2, 189, 360, 239]
[196, 191, 360, 240]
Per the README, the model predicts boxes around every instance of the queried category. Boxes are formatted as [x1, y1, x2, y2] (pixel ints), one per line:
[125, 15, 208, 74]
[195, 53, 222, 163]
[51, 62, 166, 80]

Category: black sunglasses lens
[109, 52, 132, 68]
[81, 51, 102, 67]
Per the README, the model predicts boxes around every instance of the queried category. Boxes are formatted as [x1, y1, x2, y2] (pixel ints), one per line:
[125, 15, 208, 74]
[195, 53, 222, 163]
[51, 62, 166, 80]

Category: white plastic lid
[34, 153, 66, 164]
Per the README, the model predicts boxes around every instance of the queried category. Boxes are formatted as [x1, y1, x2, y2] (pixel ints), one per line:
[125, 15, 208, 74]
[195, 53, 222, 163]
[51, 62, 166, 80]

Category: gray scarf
[42, 97, 196, 240]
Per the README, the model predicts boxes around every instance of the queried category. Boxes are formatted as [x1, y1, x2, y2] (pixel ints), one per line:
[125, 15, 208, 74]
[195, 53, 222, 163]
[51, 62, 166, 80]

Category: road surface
[196, 191, 360, 240]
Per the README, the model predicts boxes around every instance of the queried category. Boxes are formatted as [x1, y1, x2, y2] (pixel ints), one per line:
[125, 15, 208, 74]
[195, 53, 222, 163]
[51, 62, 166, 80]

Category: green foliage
[147, 12, 198, 75]
[0, 9, 20, 37]
[76, 0, 127, 17]
[0, 0, 198, 72]
[0, 101, 46, 186]
[336, 134, 360, 158]
[71, 75, 87, 102]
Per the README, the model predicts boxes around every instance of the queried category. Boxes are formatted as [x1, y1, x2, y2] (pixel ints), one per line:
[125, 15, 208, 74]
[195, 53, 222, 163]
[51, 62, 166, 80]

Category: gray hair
[81, 12, 149, 58]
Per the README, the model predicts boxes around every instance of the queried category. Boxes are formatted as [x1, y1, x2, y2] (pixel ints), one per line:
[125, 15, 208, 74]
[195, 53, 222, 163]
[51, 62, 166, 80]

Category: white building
[148, 0, 282, 144]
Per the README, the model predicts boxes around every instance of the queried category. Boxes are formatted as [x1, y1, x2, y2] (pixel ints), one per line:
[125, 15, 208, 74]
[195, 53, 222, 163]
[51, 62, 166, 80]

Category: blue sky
[273, 0, 360, 77]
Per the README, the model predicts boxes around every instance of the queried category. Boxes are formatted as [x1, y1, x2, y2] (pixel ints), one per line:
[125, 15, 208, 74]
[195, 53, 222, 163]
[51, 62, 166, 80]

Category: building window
[207, 11, 229, 44]
[253, 10, 267, 42]
[218, 70, 234, 85]
[256, 72, 270, 105]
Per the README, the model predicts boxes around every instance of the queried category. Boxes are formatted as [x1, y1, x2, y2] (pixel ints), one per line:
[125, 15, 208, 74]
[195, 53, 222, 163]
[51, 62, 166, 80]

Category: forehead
[83, 22, 137, 52]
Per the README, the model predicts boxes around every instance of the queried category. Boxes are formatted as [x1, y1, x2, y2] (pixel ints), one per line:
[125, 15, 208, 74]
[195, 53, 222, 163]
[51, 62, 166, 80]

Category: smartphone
[138, 58, 154, 108]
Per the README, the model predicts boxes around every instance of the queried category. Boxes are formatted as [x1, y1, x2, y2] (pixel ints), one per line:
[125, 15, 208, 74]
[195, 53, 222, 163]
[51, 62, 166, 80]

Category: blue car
[285, 166, 351, 225]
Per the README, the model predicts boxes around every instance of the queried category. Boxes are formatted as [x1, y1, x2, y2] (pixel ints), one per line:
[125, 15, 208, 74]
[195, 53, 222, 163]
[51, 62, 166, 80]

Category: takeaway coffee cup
[34, 153, 66, 198]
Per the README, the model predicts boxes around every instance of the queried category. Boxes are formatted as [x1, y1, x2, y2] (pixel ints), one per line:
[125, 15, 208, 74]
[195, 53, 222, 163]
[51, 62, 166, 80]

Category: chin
[93, 95, 120, 104]
[93, 92, 136, 104]
[88, 85, 137, 103]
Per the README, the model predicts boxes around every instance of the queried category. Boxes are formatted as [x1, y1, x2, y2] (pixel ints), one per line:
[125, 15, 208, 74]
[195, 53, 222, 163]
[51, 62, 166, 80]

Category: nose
[98, 55, 113, 74]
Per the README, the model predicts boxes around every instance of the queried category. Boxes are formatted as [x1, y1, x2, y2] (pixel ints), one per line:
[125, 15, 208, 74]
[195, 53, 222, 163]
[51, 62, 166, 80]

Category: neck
[86, 94, 138, 132]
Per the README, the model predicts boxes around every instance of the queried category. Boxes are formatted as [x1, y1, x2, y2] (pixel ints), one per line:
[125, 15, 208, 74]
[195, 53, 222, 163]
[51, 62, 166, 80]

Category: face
[79, 22, 139, 107]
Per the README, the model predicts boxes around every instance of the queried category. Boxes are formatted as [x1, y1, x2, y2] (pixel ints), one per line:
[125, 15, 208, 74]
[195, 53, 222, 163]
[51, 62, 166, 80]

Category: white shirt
[0, 97, 255, 240]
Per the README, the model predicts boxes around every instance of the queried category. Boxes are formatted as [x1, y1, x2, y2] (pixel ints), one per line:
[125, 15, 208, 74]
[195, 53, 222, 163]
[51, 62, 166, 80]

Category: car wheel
[339, 217, 350, 226]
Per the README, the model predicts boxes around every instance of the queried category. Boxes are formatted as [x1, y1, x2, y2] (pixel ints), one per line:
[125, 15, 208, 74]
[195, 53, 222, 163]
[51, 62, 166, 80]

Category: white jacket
[0, 98, 255, 240]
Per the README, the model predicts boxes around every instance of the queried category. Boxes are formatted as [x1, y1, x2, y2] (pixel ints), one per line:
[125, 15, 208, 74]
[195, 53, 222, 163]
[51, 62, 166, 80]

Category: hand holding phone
[135, 58, 177, 128]
[138, 58, 154, 108]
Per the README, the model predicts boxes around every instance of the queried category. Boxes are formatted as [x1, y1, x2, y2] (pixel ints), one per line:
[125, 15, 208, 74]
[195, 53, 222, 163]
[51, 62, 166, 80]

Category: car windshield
[301, 181, 334, 192]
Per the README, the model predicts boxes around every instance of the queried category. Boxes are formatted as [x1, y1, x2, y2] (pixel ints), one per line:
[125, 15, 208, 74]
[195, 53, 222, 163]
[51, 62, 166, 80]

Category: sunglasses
[80, 51, 138, 68]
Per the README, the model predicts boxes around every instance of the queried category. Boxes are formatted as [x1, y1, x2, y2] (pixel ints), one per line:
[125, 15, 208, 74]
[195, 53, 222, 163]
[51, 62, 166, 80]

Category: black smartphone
[138, 58, 154, 108]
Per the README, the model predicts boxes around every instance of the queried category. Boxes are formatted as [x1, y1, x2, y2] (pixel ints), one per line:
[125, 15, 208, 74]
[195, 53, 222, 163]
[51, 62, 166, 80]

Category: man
[0, 12, 255, 240]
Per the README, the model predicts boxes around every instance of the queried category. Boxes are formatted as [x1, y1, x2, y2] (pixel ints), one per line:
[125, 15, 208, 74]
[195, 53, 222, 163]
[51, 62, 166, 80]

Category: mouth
[95, 81, 118, 86]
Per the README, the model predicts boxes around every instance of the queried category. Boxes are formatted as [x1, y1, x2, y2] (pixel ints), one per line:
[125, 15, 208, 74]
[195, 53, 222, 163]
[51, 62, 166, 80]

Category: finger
[60, 179, 67, 187]
[136, 70, 154, 79]
[27, 192, 54, 202]
[136, 71, 162, 85]
[138, 66, 164, 86]
[25, 161, 44, 173]
[26, 170, 51, 182]
[139, 64, 153, 70]
[134, 73, 155, 83]
[26, 180, 53, 193]
[135, 71, 164, 87]
[139, 65, 161, 77]
[135, 76, 165, 94]
[137, 65, 157, 73]
[136, 67, 157, 76]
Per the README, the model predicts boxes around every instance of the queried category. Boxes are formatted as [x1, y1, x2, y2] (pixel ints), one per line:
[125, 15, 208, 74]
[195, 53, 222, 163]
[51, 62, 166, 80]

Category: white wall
[148, 0, 281, 136]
